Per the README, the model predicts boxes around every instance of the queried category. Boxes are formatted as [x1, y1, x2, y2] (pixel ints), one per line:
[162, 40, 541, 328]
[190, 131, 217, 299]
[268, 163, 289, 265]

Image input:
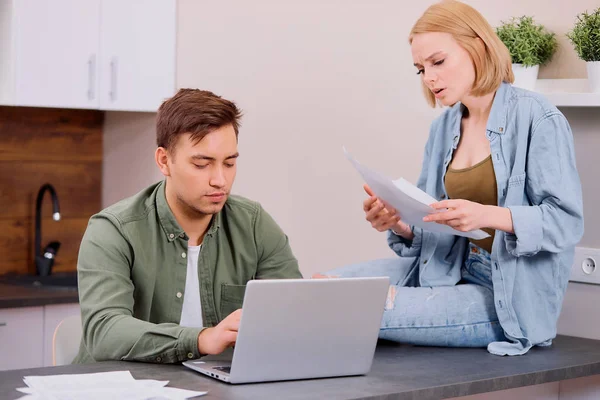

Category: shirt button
[187, 352, 194, 359]
[176, 292, 182, 298]
[423, 259, 428, 264]
[499, 127, 504, 132]
[169, 233, 174, 239]
[182, 252, 186, 258]
[180, 233, 185, 238]
[156, 356, 162, 362]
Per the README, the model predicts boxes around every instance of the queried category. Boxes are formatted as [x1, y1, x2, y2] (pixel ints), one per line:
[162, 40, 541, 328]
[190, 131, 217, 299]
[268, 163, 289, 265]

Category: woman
[322, 0, 584, 356]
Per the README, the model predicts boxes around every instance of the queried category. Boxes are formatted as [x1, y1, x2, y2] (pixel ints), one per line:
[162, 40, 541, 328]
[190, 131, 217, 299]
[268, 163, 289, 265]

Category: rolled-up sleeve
[505, 113, 584, 256]
[387, 226, 423, 257]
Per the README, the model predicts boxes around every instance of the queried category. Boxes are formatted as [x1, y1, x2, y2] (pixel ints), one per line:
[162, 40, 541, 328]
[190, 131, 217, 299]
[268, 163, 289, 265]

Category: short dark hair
[156, 88, 243, 151]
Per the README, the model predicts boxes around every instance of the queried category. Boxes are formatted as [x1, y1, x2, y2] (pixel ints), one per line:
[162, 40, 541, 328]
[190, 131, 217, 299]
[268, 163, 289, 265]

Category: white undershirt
[179, 245, 203, 328]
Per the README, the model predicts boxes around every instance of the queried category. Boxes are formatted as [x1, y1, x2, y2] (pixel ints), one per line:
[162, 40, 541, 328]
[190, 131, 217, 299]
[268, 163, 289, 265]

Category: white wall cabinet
[0, 307, 44, 371]
[11, 0, 101, 110]
[0, 0, 175, 112]
[0, 303, 80, 371]
[99, 0, 176, 111]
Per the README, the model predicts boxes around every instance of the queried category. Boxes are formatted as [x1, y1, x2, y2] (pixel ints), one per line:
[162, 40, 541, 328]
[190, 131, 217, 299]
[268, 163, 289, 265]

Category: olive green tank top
[444, 155, 497, 253]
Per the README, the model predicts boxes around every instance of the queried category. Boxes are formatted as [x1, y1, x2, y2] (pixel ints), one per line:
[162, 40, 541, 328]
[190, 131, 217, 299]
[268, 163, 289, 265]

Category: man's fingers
[221, 310, 242, 331]
[223, 319, 240, 332]
[223, 331, 238, 346]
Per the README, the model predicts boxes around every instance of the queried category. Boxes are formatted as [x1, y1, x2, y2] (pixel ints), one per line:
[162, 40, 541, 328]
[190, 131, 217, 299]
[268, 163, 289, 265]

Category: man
[73, 89, 302, 364]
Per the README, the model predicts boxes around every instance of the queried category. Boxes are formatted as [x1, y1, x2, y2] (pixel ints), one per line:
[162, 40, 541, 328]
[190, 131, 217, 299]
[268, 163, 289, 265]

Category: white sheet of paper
[343, 147, 489, 240]
[19, 371, 207, 400]
[22, 371, 138, 393]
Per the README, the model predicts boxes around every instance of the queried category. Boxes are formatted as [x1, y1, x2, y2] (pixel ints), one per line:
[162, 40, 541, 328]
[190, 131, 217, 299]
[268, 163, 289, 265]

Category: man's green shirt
[73, 180, 301, 364]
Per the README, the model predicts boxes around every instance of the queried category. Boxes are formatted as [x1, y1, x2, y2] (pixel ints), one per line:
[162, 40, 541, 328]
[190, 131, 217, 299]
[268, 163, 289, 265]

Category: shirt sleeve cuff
[178, 327, 205, 361]
[387, 226, 422, 257]
[505, 205, 542, 257]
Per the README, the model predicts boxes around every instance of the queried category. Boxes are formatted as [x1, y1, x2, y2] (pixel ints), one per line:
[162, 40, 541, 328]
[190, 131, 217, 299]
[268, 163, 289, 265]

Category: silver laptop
[183, 276, 389, 384]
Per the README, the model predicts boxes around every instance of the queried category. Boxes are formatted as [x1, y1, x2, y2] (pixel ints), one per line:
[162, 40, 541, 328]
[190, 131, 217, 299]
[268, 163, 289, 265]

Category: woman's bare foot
[311, 273, 339, 279]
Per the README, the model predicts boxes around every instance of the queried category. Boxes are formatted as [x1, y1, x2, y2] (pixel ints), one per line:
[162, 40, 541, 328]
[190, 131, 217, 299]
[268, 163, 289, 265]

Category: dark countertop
[0, 282, 78, 309]
[2, 335, 600, 399]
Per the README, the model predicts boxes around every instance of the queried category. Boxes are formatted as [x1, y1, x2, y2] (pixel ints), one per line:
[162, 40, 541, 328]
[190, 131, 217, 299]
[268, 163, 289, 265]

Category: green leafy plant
[496, 16, 558, 67]
[566, 8, 600, 62]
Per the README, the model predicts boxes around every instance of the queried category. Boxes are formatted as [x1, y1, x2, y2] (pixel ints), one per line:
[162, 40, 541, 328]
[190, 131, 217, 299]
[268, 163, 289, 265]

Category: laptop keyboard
[213, 366, 231, 373]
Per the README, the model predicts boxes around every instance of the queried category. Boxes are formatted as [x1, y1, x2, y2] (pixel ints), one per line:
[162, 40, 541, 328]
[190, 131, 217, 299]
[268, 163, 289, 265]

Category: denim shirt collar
[451, 82, 511, 140]
[156, 180, 221, 243]
[485, 82, 511, 135]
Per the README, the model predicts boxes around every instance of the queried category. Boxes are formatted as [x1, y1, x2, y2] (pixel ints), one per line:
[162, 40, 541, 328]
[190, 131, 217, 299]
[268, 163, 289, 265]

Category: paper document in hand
[343, 147, 489, 240]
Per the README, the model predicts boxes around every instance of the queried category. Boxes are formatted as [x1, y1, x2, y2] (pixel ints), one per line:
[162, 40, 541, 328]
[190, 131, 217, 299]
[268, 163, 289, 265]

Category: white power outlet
[570, 247, 600, 285]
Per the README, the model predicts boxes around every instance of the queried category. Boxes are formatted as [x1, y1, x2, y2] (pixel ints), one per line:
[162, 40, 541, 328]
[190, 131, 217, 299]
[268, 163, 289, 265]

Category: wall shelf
[535, 79, 600, 107]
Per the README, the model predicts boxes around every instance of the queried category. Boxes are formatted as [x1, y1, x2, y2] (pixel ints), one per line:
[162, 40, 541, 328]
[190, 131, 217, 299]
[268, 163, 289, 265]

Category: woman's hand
[424, 200, 515, 234]
[363, 185, 413, 239]
[424, 199, 487, 232]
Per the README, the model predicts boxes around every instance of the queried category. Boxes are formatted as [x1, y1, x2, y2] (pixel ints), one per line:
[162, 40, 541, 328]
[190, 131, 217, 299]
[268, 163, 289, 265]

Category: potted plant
[567, 8, 600, 92]
[496, 16, 558, 91]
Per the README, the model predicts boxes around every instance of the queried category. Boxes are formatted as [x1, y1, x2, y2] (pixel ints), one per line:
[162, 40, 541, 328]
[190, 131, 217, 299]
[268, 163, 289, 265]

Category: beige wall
[103, 0, 600, 338]
[102, 112, 162, 207]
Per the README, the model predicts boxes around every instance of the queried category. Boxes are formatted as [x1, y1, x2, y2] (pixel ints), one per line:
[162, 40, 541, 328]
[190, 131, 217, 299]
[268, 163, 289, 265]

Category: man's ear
[155, 147, 171, 177]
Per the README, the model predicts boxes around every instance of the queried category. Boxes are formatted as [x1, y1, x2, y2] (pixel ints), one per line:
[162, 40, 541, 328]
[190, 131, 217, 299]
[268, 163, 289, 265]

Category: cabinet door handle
[109, 57, 118, 102]
[87, 54, 96, 101]
[0, 322, 6, 327]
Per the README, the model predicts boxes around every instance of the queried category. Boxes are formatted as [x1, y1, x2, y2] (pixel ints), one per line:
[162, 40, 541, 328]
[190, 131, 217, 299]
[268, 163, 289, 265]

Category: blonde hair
[409, 0, 514, 107]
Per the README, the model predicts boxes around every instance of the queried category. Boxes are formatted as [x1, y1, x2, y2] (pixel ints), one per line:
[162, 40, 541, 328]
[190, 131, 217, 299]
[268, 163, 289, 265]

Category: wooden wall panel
[0, 218, 89, 275]
[0, 106, 103, 275]
[0, 107, 102, 162]
[0, 161, 101, 219]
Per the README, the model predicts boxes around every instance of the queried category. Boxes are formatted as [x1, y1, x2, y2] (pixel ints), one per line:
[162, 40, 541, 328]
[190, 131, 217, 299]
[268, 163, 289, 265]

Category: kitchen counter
[0, 282, 78, 308]
[1, 335, 600, 399]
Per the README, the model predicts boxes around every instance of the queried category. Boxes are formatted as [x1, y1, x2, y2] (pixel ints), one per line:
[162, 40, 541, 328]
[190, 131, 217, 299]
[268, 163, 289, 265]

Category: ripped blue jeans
[326, 243, 506, 347]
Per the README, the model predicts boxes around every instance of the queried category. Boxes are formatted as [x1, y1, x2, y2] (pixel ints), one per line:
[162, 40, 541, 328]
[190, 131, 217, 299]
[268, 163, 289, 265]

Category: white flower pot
[511, 64, 539, 91]
[587, 61, 600, 93]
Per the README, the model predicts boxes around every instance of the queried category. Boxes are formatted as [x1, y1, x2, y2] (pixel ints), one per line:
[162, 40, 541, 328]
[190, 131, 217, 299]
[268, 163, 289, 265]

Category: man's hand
[197, 309, 242, 355]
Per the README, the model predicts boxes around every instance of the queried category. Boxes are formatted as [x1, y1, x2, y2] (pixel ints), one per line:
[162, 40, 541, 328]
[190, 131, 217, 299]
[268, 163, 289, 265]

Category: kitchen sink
[0, 272, 78, 290]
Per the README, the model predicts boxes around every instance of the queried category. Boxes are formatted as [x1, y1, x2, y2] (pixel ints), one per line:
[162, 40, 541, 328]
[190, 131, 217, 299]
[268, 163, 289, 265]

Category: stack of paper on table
[343, 146, 489, 240]
[15, 370, 206, 400]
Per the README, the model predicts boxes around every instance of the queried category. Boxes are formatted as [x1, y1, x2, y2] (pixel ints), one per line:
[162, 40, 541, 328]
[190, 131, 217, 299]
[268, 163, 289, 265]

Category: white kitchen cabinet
[0, 0, 176, 112]
[13, 0, 101, 109]
[99, 0, 176, 112]
[0, 307, 44, 371]
[43, 303, 81, 367]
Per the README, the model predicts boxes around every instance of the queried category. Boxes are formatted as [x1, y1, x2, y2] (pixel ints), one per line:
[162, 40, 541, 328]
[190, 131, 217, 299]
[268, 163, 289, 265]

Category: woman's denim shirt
[388, 82, 584, 356]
